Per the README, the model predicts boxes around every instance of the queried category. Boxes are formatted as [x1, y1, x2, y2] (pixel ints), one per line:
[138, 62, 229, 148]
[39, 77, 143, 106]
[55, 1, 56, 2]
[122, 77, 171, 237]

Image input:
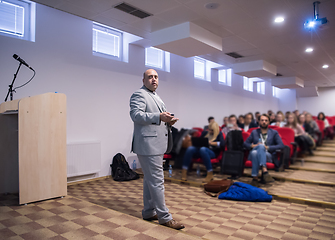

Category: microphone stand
[4, 62, 22, 102]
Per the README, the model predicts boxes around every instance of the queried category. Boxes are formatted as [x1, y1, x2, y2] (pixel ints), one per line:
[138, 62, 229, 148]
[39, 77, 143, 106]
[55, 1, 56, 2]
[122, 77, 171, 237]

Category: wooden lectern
[0, 92, 67, 204]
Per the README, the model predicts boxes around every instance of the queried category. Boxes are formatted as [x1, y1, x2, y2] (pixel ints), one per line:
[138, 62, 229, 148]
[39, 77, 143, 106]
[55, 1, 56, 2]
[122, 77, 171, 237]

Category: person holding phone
[130, 69, 184, 230]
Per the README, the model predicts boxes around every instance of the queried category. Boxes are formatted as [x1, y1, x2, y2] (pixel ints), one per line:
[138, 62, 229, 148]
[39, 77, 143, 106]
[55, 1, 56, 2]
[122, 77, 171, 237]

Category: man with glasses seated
[244, 114, 284, 187]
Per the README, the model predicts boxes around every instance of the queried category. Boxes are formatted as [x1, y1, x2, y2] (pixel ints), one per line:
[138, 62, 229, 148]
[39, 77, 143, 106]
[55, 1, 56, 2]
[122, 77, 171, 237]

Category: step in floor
[289, 162, 335, 172]
[296, 156, 335, 164]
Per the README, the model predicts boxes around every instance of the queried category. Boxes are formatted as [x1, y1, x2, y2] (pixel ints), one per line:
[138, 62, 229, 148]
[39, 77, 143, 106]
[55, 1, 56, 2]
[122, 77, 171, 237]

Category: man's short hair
[255, 111, 260, 115]
[245, 112, 253, 119]
[208, 116, 214, 122]
[229, 114, 237, 120]
[260, 113, 270, 122]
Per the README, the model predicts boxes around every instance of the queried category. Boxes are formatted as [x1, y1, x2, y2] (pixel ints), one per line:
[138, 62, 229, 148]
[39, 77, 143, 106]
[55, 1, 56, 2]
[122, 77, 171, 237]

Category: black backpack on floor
[110, 153, 139, 181]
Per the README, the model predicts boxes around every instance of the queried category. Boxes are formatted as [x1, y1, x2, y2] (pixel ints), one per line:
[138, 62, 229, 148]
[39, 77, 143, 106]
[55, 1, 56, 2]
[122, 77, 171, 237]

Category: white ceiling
[32, 0, 335, 87]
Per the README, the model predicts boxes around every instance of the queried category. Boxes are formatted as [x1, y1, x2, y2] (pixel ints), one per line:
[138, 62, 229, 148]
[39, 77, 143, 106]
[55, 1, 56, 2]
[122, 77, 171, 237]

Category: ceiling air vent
[114, 2, 152, 19]
[225, 52, 244, 58]
[276, 73, 283, 77]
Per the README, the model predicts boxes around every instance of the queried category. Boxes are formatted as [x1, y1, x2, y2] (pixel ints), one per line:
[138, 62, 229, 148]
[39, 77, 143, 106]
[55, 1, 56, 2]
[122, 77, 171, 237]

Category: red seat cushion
[192, 151, 223, 165]
[163, 154, 172, 159]
[245, 160, 275, 169]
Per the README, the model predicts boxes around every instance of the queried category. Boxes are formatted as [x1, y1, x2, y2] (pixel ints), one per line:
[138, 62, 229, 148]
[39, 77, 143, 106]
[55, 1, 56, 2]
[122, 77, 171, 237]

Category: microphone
[13, 54, 34, 70]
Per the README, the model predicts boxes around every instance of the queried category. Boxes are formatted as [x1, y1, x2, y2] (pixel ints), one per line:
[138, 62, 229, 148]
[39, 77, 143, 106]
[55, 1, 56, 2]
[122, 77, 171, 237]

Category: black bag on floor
[220, 151, 244, 177]
[111, 153, 139, 181]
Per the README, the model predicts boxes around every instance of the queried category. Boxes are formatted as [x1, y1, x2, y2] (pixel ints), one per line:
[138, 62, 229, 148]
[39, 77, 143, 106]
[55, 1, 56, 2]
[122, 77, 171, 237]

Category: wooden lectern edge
[0, 93, 66, 114]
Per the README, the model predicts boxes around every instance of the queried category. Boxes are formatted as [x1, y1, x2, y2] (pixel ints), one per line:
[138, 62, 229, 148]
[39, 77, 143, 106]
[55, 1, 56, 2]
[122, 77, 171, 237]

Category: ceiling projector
[304, 1, 329, 30]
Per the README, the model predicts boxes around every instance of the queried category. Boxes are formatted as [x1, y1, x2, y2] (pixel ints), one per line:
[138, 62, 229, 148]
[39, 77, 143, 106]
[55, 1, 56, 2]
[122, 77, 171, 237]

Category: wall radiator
[67, 141, 101, 177]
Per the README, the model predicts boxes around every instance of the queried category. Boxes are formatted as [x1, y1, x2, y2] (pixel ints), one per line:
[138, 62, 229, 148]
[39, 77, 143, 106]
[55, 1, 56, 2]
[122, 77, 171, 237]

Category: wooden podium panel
[0, 93, 67, 204]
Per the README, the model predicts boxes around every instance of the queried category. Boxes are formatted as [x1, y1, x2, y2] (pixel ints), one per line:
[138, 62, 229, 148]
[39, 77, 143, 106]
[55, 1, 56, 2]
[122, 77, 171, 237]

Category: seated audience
[181, 121, 224, 183]
[285, 111, 291, 122]
[267, 110, 273, 116]
[293, 110, 300, 117]
[277, 110, 284, 116]
[269, 112, 276, 124]
[254, 112, 261, 126]
[222, 116, 228, 128]
[285, 113, 314, 156]
[222, 115, 242, 136]
[298, 114, 306, 128]
[304, 113, 320, 142]
[318, 112, 334, 140]
[271, 112, 286, 127]
[204, 116, 214, 131]
[241, 113, 258, 132]
[237, 115, 245, 128]
[244, 114, 284, 187]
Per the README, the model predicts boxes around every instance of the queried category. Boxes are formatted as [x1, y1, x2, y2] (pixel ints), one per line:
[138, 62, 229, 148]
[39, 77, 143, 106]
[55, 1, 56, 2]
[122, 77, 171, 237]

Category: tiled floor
[67, 178, 335, 240]
[1, 142, 334, 239]
[0, 193, 200, 240]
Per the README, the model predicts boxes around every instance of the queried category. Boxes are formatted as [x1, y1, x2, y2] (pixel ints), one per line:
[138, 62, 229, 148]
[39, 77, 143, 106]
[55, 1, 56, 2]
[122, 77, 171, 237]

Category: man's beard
[260, 124, 268, 129]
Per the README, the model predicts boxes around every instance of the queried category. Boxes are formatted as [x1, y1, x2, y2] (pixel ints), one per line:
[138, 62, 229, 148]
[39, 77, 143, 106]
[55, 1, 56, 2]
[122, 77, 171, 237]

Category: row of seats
[190, 127, 297, 171]
[164, 115, 335, 172]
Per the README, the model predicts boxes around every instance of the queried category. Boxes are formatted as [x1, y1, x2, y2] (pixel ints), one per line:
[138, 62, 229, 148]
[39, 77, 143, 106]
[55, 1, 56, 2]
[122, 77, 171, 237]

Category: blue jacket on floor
[218, 182, 272, 202]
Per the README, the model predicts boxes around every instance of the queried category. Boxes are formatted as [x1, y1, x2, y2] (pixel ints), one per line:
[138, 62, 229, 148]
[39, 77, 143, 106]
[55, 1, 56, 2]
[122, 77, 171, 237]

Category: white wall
[0, 4, 281, 178]
[277, 89, 297, 113]
[297, 87, 335, 116]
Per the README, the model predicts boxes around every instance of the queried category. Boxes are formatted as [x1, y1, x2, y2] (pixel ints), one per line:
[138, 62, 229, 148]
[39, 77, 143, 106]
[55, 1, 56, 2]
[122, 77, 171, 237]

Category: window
[243, 76, 253, 92]
[194, 57, 205, 80]
[0, 0, 35, 41]
[93, 22, 122, 60]
[272, 86, 280, 97]
[145, 47, 170, 72]
[218, 69, 232, 86]
[257, 81, 265, 94]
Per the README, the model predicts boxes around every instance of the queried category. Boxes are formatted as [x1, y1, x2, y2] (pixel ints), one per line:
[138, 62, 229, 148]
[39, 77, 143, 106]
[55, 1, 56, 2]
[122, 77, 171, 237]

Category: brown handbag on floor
[204, 179, 233, 197]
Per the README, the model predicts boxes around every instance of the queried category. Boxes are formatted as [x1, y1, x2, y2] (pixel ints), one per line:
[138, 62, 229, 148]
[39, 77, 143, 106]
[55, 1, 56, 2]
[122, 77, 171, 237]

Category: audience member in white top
[271, 112, 286, 127]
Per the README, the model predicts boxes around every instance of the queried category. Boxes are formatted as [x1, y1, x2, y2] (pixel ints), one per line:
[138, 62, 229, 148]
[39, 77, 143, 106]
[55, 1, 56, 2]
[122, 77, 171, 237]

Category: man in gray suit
[130, 69, 184, 230]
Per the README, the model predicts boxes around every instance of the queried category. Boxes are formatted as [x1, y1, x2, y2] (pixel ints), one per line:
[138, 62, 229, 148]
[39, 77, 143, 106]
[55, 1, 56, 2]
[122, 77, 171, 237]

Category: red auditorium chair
[316, 120, 325, 141]
[247, 127, 259, 133]
[276, 127, 298, 164]
[243, 131, 277, 170]
[268, 125, 279, 130]
[192, 127, 202, 137]
[192, 133, 226, 171]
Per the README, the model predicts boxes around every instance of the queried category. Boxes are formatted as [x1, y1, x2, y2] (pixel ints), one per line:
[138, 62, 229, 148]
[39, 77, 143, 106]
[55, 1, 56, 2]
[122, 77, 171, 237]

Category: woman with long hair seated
[285, 113, 314, 156]
[318, 112, 334, 140]
[181, 121, 225, 183]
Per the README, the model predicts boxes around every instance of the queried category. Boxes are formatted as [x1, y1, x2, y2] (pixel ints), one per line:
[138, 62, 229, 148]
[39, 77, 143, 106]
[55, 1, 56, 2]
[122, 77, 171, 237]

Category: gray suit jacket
[130, 86, 170, 155]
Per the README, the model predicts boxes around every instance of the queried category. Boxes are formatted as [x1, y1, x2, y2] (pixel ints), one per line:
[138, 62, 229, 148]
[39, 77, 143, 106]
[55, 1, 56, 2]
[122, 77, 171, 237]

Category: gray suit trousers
[137, 154, 172, 224]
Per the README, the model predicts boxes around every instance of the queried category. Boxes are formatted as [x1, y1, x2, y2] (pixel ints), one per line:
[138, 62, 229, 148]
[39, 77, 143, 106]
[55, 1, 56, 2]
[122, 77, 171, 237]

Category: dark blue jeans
[182, 146, 215, 171]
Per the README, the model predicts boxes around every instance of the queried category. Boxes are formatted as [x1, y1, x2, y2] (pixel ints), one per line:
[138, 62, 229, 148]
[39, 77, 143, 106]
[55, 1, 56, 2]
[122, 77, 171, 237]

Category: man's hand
[251, 143, 261, 148]
[169, 118, 179, 126]
[160, 112, 174, 123]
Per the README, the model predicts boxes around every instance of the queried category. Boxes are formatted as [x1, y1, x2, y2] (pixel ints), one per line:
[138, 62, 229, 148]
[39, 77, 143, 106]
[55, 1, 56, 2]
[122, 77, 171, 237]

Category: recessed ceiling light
[305, 48, 313, 52]
[274, 17, 284, 23]
[322, 64, 329, 69]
